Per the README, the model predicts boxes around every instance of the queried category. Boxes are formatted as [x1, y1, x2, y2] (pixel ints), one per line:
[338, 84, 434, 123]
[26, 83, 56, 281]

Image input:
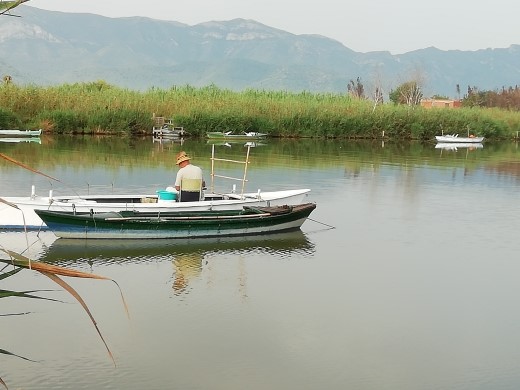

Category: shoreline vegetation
[1, 82, 520, 140]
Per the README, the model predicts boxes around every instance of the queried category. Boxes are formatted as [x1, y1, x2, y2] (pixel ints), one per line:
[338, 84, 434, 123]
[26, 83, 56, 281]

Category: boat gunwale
[35, 203, 314, 222]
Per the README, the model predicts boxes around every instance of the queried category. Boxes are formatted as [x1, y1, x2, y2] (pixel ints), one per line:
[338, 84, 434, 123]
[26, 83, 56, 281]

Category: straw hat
[176, 151, 190, 165]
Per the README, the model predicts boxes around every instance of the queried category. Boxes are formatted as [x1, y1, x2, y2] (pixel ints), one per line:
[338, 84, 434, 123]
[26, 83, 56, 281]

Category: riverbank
[1, 83, 519, 139]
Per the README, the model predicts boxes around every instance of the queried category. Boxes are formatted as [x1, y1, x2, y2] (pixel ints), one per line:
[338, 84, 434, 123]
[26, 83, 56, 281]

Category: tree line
[348, 77, 520, 111]
[461, 85, 520, 110]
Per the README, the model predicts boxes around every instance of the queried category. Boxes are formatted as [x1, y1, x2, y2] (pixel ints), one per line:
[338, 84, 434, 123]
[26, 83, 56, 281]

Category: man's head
[176, 151, 190, 166]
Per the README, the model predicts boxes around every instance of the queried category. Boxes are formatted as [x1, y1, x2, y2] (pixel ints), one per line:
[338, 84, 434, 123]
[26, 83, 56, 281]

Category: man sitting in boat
[174, 151, 206, 202]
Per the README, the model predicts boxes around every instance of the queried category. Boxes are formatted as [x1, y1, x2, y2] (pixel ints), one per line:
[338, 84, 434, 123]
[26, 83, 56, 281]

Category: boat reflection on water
[0, 230, 314, 300]
[152, 136, 185, 145]
[171, 252, 204, 295]
[40, 230, 315, 265]
[0, 137, 41, 144]
[435, 142, 484, 151]
[39, 230, 315, 295]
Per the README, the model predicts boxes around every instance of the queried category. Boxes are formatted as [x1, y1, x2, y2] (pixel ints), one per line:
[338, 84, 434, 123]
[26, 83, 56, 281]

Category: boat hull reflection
[41, 230, 315, 264]
[435, 142, 483, 150]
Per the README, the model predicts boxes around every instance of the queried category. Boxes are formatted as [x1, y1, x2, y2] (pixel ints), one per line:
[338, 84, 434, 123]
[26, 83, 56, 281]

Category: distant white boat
[435, 134, 484, 143]
[0, 129, 42, 137]
[207, 140, 266, 148]
[207, 131, 268, 140]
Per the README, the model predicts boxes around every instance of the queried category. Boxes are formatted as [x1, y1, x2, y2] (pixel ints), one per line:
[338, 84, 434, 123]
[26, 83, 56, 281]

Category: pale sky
[28, 0, 519, 54]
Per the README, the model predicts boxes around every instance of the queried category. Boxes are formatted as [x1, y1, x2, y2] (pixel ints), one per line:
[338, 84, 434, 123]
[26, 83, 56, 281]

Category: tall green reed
[1, 83, 519, 139]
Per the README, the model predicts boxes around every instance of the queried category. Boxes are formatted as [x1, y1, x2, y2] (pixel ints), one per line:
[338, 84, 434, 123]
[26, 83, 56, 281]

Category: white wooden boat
[0, 188, 311, 230]
[0, 143, 309, 230]
[0, 129, 42, 137]
[435, 134, 484, 143]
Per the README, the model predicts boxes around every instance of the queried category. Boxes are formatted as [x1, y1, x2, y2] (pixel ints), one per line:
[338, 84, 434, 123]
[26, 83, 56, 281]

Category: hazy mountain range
[1, 6, 519, 98]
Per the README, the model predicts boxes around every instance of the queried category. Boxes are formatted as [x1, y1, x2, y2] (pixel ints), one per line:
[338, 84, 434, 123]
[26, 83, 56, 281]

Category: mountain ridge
[1, 6, 519, 98]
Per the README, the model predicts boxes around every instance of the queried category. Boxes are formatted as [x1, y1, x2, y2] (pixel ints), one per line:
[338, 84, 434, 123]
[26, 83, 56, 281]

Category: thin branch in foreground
[0, 250, 131, 368]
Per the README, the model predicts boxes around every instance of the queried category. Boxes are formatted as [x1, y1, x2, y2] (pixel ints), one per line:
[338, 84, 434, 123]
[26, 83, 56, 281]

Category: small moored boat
[206, 131, 267, 140]
[0, 129, 42, 137]
[35, 203, 317, 239]
[434, 134, 484, 143]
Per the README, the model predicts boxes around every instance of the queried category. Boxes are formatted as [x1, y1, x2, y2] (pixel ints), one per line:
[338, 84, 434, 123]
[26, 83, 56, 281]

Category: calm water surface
[2, 137, 520, 389]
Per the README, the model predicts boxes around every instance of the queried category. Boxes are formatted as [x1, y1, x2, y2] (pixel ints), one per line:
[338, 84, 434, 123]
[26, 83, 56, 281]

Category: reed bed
[1, 82, 519, 139]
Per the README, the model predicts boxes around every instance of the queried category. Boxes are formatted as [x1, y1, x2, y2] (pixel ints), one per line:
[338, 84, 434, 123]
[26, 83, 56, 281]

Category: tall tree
[347, 77, 365, 99]
[389, 67, 425, 107]
[389, 81, 423, 106]
[366, 68, 386, 112]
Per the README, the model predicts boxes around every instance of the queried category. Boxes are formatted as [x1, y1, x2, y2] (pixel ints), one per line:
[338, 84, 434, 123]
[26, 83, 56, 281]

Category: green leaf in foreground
[0, 289, 60, 301]
[0, 348, 35, 362]
[0, 246, 131, 389]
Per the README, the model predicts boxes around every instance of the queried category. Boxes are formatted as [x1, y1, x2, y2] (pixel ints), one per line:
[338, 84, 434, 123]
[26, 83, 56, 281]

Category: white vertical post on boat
[241, 145, 251, 197]
[31, 185, 35, 199]
[210, 144, 216, 193]
[48, 189, 53, 204]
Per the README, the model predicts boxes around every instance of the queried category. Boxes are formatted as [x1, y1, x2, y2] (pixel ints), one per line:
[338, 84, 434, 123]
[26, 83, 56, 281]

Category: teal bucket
[156, 190, 177, 200]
